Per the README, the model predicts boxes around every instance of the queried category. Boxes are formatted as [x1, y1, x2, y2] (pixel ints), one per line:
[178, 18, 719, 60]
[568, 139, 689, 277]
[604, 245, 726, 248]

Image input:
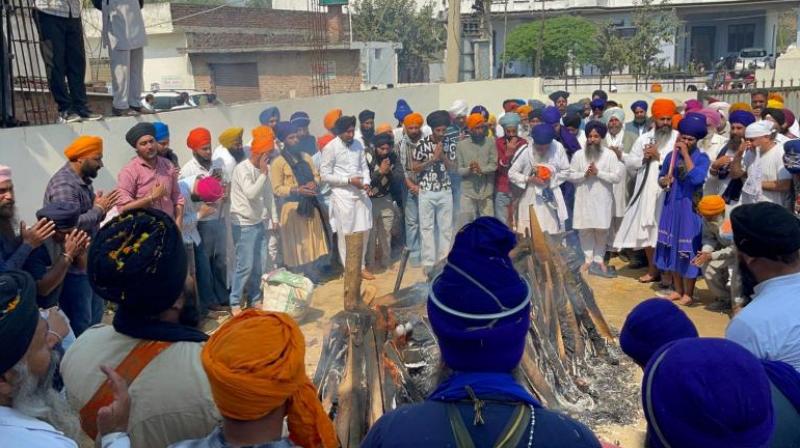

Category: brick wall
[170, 3, 349, 35]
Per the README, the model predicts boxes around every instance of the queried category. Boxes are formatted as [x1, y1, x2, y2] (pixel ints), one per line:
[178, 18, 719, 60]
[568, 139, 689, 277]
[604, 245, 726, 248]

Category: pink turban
[196, 176, 224, 203]
[697, 108, 721, 130]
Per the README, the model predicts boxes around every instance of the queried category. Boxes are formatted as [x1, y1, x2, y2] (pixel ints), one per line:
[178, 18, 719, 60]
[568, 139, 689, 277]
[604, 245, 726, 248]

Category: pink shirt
[116, 155, 184, 219]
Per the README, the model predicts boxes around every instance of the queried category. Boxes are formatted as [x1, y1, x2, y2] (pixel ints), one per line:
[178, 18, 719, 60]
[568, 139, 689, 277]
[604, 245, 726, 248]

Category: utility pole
[483, 0, 494, 79]
[501, 0, 508, 78]
[535, 0, 545, 77]
[446, 0, 462, 83]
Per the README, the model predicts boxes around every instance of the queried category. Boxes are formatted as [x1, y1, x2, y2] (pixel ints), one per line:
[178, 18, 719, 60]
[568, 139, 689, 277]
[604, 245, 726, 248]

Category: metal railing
[541, 73, 708, 94]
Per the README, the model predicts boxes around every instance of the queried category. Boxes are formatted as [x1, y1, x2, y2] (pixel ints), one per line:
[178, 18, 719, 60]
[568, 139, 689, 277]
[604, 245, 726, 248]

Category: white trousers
[110, 46, 143, 110]
[579, 228, 609, 264]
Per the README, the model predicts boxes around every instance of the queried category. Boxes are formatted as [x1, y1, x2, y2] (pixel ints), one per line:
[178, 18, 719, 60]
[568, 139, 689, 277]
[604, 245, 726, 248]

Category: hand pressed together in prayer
[692, 251, 713, 267]
[96, 365, 132, 437]
[469, 160, 482, 174]
[20, 218, 56, 248]
[433, 142, 444, 161]
[586, 163, 598, 177]
[95, 189, 121, 213]
[64, 228, 91, 260]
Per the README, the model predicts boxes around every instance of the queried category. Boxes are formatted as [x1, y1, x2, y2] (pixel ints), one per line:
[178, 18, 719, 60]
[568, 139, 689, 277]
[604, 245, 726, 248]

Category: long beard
[0, 212, 18, 249]
[729, 135, 742, 149]
[11, 352, 80, 440]
[653, 125, 672, 149]
[585, 143, 602, 163]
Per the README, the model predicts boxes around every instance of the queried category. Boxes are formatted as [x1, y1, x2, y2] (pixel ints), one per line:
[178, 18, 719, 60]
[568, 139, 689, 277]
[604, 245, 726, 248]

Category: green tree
[351, 0, 445, 83]
[594, 21, 627, 76]
[626, 0, 680, 76]
[503, 16, 599, 76]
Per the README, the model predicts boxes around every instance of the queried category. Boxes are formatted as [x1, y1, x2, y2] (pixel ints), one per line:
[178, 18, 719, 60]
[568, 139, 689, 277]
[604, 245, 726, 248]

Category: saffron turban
[0, 165, 10, 184]
[731, 202, 800, 257]
[678, 112, 708, 140]
[333, 116, 356, 135]
[745, 120, 774, 138]
[88, 209, 187, 316]
[651, 98, 676, 119]
[289, 111, 311, 128]
[683, 99, 702, 113]
[259, 106, 280, 125]
[541, 106, 561, 125]
[697, 195, 726, 218]
[498, 112, 521, 129]
[187, 128, 211, 151]
[642, 338, 774, 448]
[373, 132, 394, 148]
[323, 109, 342, 131]
[64, 135, 103, 161]
[471, 105, 489, 119]
[548, 90, 569, 103]
[784, 139, 800, 174]
[730, 102, 753, 113]
[620, 298, 698, 367]
[202, 309, 338, 448]
[426, 110, 451, 128]
[0, 270, 38, 374]
[465, 113, 486, 130]
[196, 176, 224, 203]
[252, 125, 273, 143]
[448, 99, 469, 117]
[358, 109, 375, 123]
[36, 202, 80, 230]
[403, 112, 424, 128]
[516, 105, 532, 118]
[394, 99, 412, 122]
[532, 123, 556, 145]
[274, 121, 298, 143]
[153, 122, 169, 143]
[630, 100, 648, 112]
[584, 121, 607, 139]
[375, 123, 393, 136]
[671, 114, 682, 130]
[251, 127, 276, 156]
[728, 110, 755, 127]
[602, 107, 625, 126]
[428, 217, 530, 373]
[125, 122, 155, 148]
[218, 127, 243, 149]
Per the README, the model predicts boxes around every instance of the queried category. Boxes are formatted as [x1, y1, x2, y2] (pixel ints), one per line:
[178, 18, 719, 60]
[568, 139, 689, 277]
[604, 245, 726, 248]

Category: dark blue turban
[358, 109, 375, 123]
[783, 139, 800, 174]
[259, 106, 280, 125]
[470, 105, 489, 119]
[631, 100, 648, 113]
[334, 116, 357, 135]
[274, 121, 299, 143]
[548, 90, 569, 103]
[584, 121, 608, 139]
[762, 359, 800, 413]
[562, 112, 582, 129]
[620, 298, 698, 367]
[532, 123, 556, 145]
[643, 338, 774, 448]
[590, 98, 606, 110]
[426, 110, 451, 128]
[729, 110, 756, 127]
[428, 217, 530, 373]
[36, 202, 80, 231]
[394, 99, 412, 122]
[678, 112, 708, 140]
[373, 132, 394, 148]
[290, 111, 311, 128]
[542, 106, 561, 125]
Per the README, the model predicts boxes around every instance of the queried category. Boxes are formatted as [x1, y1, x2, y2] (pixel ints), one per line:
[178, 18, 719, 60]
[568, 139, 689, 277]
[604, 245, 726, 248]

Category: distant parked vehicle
[735, 48, 769, 71]
[140, 90, 218, 112]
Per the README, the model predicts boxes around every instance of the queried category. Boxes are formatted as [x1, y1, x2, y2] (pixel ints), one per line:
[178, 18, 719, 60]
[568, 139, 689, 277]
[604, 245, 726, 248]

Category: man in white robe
[568, 121, 623, 277]
[613, 99, 679, 283]
[320, 115, 375, 280]
[602, 108, 638, 239]
[509, 124, 570, 238]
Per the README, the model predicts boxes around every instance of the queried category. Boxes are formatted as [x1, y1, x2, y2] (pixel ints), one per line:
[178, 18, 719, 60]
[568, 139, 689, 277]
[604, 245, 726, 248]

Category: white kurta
[567, 148, 623, 230]
[509, 141, 570, 235]
[605, 131, 628, 218]
[613, 129, 679, 249]
[320, 137, 373, 235]
[698, 133, 728, 160]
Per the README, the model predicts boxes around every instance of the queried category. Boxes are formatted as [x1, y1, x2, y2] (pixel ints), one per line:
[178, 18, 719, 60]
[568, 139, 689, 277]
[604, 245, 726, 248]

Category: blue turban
[528, 99, 545, 110]
[678, 112, 708, 140]
[153, 122, 169, 143]
[590, 98, 606, 110]
[532, 123, 556, 145]
[784, 139, 800, 174]
[498, 112, 521, 129]
[542, 106, 561, 125]
[584, 121, 608, 139]
[428, 217, 530, 373]
[290, 111, 311, 128]
[631, 100, 648, 112]
[36, 202, 80, 231]
[394, 99, 412, 122]
[620, 298, 698, 367]
[274, 121, 299, 142]
[259, 106, 280, 125]
[643, 338, 774, 448]
[470, 105, 489, 119]
[728, 110, 756, 127]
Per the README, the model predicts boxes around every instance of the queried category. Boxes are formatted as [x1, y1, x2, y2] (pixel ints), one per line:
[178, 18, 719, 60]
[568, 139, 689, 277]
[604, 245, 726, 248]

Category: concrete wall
[0, 78, 690, 222]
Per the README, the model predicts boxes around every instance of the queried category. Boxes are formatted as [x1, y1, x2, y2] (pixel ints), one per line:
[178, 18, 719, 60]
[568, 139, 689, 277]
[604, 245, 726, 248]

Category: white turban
[707, 101, 731, 121]
[745, 120, 775, 138]
[602, 107, 625, 126]
[448, 99, 469, 117]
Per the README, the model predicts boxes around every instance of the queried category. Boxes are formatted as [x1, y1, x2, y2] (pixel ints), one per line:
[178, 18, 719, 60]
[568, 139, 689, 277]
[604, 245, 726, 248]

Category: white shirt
[320, 137, 373, 234]
[180, 157, 224, 222]
[605, 131, 628, 218]
[567, 147, 623, 230]
[229, 159, 271, 226]
[0, 406, 130, 448]
[178, 175, 201, 245]
[741, 143, 792, 207]
[509, 141, 570, 235]
[726, 272, 800, 370]
[212, 146, 249, 184]
[698, 133, 729, 161]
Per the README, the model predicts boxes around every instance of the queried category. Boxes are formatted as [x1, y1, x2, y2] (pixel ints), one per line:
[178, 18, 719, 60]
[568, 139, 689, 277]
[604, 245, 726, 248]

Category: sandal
[677, 295, 694, 306]
[638, 273, 661, 283]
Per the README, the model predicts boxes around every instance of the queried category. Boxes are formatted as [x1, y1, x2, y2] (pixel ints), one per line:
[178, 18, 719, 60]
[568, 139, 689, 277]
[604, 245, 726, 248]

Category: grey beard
[585, 143, 602, 162]
[654, 125, 672, 149]
[11, 352, 80, 440]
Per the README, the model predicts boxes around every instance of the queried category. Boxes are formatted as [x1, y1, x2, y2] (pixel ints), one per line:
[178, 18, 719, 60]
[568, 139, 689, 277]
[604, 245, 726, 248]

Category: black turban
[88, 209, 187, 316]
[36, 202, 80, 230]
[359, 109, 375, 123]
[585, 121, 608, 139]
[731, 202, 800, 258]
[562, 112, 582, 129]
[0, 270, 38, 374]
[549, 90, 570, 102]
[529, 108, 543, 121]
[761, 108, 786, 127]
[334, 116, 357, 135]
[373, 132, 394, 148]
[125, 122, 156, 148]
[426, 110, 451, 128]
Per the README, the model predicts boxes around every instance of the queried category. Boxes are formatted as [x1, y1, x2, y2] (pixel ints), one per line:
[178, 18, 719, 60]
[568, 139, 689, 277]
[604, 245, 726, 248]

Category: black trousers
[35, 11, 87, 113]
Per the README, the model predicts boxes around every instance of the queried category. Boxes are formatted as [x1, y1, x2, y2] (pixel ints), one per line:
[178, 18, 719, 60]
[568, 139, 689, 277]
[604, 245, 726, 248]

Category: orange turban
[671, 114, 683, 130]
[403, 112, 424, 128]
[251, 126, 275, 156]
[517, 105, 533, 118]
[63, 135, 103, 161]
[187, 128, 211, 151]
[465, 113, 486, 130]
[375, 122, 393, 135]
[324, 109, 342, 132]
[697, 195, 726, 218]
[218, 127, 243, 149]
[730, 102, 753, 113]
[650, 83, 663, 93]
[202, 310, 337, 448]
[652, 98, 677, 119]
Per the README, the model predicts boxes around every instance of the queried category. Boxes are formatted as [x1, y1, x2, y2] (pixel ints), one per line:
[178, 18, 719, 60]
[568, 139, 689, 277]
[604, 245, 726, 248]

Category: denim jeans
[404, 190, 421, 265]
[494, 191, 513, 226]
[419, 189, 453, 269]
[197, 219, 229, 306]
[449, 171, 461, 228]
[59, 273, 103, 337]
[230, 223, 267, 307]
[190, 242, 216, 315]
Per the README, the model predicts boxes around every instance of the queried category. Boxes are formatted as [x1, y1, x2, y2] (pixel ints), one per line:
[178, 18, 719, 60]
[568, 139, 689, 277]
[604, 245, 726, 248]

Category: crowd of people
[1, 87, 800, 447]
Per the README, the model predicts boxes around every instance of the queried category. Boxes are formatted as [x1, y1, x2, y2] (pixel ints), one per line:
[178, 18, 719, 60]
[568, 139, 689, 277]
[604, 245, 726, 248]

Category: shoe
[112, 107, 138, 117]
[77, 109, 103, 121]
[129, 105, 150, 114]
[58, 111, 81, 123]
[588, 263, 617, 278]
[361, 269, 376, 280]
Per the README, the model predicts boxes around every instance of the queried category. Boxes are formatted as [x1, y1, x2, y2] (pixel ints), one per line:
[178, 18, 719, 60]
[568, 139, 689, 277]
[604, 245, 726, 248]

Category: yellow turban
[202, 309, 338, 448]
[63, 136, 103, 161]
[218, 127, 243, 149]
[730, 102, 753, 113]
[697, 195, 726, 218]
[767, 99, 784, 109]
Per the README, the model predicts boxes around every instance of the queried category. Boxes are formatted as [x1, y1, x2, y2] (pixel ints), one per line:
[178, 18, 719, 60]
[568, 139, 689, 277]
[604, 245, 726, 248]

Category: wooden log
[528, 204, 553, 263]
[365, 325, 385, 427]
[344, 232, 365, 311]
[519, 337, 559, 407]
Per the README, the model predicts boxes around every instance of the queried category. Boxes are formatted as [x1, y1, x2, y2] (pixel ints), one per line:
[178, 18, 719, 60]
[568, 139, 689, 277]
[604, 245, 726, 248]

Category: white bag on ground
[261, 269, 314, 320]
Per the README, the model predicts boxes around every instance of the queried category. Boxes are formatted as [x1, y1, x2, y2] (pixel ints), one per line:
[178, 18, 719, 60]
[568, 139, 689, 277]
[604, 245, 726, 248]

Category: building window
[323, 60, 337, 81]
[728, 24, 755, 53]
[374, 48, 382, 60]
